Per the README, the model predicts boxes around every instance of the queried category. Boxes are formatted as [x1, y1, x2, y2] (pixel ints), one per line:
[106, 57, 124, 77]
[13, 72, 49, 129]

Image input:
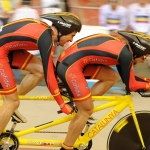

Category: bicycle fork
[129, 102, 146, 150]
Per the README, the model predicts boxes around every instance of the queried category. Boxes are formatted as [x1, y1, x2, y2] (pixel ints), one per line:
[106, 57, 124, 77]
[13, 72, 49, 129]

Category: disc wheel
[74, 133, 92, 150]
[107, 111, 150, 150]
[0, 132, 19, 150]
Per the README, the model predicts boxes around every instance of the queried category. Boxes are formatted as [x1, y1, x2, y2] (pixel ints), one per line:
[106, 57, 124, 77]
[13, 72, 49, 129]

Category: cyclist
[55, 31, 150, 150]
[0, 12, 82, 134]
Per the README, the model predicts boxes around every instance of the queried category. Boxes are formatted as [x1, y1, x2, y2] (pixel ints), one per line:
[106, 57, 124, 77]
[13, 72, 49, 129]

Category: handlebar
[137, 90, 150, 97]
[57, 110, 62, 114]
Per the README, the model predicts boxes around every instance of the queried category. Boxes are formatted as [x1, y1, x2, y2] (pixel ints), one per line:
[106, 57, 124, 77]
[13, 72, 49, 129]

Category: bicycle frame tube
[18, 138, 64, 147]
[14, 114, 75, 137]
[14, 114, 75, 147]
[128, 100, 146, 149]
[0, 95, 69, 101]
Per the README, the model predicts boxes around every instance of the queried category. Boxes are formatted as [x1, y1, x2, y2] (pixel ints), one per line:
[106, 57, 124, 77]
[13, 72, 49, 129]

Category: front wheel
[0, 132, 19, 150]
[107, 111, 150, 150]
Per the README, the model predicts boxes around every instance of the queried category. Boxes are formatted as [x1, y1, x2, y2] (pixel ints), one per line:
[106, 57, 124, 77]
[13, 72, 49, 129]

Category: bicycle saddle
[12, 109, 27, 123]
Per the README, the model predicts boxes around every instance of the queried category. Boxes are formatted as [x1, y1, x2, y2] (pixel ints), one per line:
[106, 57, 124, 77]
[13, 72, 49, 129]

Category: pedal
[87, 116, 97, 124]
[11, 109, 27, 123]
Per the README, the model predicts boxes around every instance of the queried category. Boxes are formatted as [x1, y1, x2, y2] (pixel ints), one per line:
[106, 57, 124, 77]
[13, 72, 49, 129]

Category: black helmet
[40, 12, 82, 36]
[118, 31, 150, 58]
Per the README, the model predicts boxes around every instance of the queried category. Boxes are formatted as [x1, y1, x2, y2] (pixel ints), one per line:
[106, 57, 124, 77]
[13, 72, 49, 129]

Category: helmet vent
[60, 16, 66, 22]
[136, 36, 142, 45]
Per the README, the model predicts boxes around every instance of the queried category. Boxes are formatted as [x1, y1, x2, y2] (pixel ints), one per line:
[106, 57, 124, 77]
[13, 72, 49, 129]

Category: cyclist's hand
[146, 83, 150, 90]
[144, 78, 150, 83]
[60, 102, 74, 115]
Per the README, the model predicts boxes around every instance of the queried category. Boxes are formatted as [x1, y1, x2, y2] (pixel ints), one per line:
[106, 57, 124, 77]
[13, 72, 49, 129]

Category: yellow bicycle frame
[0, 94, 146, 149]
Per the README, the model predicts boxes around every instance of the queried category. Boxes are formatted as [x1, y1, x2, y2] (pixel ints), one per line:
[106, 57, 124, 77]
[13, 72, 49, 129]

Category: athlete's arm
[117, 45, 150, 93]
[37, 28, 73, 114]
[134, 76, 150, 83]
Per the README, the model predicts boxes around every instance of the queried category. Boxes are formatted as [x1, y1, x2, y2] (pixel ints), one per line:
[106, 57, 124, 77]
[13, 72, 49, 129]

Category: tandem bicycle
[0, 83, 150, 150]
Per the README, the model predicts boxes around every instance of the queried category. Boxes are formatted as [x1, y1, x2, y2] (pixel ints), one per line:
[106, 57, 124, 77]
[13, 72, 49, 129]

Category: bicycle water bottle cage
[11, 109, 27, 123]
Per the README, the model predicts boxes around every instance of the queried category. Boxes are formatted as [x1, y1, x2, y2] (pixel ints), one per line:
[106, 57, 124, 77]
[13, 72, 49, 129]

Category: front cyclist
[55, 31, 150, 150]
[0, 12, 82, 134]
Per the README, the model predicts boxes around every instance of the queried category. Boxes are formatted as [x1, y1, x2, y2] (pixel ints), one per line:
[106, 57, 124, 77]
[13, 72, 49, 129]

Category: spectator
[128, 0, 150, 34]
[128, 0, 150, 67]
[41, 0, 62, 14]
[9, 0, 40, 22]
[99, 0, 128, 32]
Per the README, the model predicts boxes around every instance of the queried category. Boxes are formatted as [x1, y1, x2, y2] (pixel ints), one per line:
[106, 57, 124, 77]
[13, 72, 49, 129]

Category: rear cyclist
[55, 31, 150, 150]
[0, 12, 82, 134]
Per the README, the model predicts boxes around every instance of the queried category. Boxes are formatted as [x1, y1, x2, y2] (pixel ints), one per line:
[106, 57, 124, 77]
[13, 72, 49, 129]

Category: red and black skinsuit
[55, 34, 150, 102]
[0, 18, 64, 106]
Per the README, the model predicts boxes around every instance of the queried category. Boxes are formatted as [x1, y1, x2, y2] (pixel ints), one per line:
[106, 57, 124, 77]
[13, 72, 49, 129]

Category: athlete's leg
[57, 63, 94, 149]
[90, 66, 119, 96]
[8, 51, 44, 121]
[9, 51, 44, 95]
[17, 56, 44, 95]
[0, 92, 19, 133]
[62, 98, 93, 149]
[0, 55, 19, 133]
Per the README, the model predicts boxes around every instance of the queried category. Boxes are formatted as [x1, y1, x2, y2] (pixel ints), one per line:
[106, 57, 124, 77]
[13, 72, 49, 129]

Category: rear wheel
[107, 111, 150, 150]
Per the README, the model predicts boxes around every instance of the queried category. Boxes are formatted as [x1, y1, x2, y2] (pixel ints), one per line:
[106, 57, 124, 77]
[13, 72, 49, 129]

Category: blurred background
[0, 0, 150, 87]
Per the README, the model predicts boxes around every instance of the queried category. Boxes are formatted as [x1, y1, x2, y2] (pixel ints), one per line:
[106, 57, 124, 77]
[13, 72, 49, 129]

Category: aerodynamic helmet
[118, 31, 150, 58]
[40, 12, 82, 36]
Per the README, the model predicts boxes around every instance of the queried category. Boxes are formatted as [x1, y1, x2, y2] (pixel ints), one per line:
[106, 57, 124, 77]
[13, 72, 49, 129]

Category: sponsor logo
[26, 140, 61, 146]
[69, 73, 76, 79]
[89, 58, 107, 63]
[69, 73, 81, 96]
[133, 42, 146, 51]
[54, 88, 59, 94]
[57, 21, 71, 28]
[0, 68, 10, 87]
[88, 109, 119, 138]
[7, 43, 28, 49]
[83, 59, 88, 64]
